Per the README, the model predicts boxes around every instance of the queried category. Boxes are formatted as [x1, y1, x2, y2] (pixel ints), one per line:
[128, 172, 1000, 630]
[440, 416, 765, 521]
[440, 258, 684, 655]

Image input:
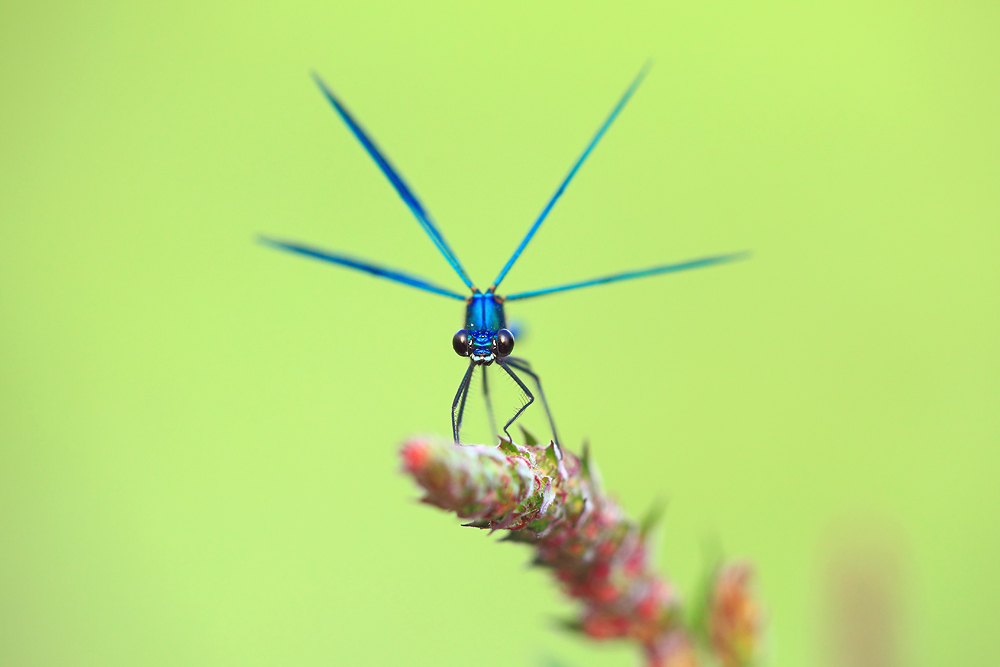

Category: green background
[2, 1, 997, 665]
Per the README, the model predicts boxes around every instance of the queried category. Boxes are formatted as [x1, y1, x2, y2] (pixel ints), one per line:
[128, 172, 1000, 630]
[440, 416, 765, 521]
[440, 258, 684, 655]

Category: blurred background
[1, 1, 997, 665]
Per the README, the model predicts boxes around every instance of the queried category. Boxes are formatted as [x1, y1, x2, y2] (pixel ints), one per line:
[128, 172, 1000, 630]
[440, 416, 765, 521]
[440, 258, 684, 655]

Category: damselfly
[262, 64, 747, 445]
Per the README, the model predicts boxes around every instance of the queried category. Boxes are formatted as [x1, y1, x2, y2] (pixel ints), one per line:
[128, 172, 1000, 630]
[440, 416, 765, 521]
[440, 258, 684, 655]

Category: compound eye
[495, 329, 515, 357]
[452, 329, 471, 356]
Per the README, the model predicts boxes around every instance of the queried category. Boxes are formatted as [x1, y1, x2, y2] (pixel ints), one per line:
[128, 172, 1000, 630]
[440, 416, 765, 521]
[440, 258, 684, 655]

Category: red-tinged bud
[624, 546, 647, 576]
[592, 580, 619, 603]
[400, 438, 431, 473]
[637, 590, 661, 620]
[583, 612, 630, 639]
[590, 561, 611, 580]
[709, 562, 762, 667]
[648, 633, 699, 667]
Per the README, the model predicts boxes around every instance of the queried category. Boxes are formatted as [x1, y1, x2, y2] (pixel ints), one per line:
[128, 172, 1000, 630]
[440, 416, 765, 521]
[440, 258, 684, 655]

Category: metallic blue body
[262, 63, 749, 445]
[465, 292, 506, 364]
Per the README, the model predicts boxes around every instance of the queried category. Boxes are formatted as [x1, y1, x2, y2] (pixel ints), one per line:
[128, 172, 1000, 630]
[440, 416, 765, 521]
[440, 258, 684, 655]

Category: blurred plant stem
[401, 434, 763, 667]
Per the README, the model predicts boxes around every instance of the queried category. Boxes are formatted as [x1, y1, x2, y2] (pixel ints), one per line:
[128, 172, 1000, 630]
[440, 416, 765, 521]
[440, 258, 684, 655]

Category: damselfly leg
[451, 362, 474, 443]
[495, 359, 537, 445]
[505, 357, 560, 446]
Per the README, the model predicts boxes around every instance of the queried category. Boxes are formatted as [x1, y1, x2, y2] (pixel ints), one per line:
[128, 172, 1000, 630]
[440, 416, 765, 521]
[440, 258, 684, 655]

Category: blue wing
[490, 62, 652, 290]
[312, 72, 476, 291]
[260, 236, 467, 301]
[503, 251, 750, 301]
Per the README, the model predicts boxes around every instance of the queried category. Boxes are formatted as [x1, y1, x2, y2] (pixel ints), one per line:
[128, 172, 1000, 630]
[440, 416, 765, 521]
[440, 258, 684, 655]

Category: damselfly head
[453, 328, 514, 365]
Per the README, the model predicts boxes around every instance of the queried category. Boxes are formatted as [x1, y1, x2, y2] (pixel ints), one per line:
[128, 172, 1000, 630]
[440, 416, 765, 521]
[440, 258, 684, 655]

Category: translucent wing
[491, 62, 652, 290]
[312, 73, 476, 291]
[503, 251, 750, 301]
[260, 236, 467, 300]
